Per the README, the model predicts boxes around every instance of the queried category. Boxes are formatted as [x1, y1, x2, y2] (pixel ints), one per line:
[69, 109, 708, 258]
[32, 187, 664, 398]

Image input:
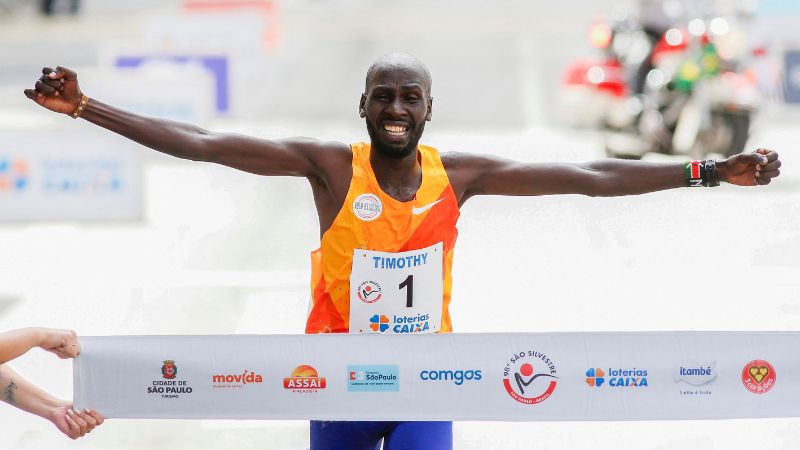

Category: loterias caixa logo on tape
[146, 360, 194, 399]
[284, 365, 327, 393]
[503, 349, 558, 404]
[585, 366, 648, 388]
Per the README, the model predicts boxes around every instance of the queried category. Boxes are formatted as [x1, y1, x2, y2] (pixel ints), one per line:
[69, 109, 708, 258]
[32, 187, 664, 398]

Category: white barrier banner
[74, 333, 800, 421]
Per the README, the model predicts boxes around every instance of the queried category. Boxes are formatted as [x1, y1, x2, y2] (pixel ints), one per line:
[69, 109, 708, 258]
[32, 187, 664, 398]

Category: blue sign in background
[115, 55, 229, 113]
[784, 50, 800, 104]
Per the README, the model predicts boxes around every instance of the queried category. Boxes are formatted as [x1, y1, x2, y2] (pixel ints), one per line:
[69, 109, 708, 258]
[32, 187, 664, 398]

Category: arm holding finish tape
[0, 328, 104, 440]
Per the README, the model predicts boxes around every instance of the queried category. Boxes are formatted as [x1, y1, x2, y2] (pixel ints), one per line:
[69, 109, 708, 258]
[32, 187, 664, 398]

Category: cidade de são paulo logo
[586, 366, 648, 388]
[212, 370, 264, 389]
[146, 360, 194, 399]
[357, 281, 382, 303]
[420, 369, 482, 386]
[284, 365, 327, 393]
[674, 362, 716, 396]
[742, 359, 776, 394]
[353, 193, 382, 221]
[503, 350, 558, 404]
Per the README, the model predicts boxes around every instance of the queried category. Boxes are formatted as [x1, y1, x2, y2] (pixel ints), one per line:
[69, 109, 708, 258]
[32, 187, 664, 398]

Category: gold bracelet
[71, 94, 89, 119]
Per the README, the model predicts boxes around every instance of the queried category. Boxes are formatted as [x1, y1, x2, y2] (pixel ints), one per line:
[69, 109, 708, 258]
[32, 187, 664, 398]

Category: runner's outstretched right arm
[24, 66, 345, 178]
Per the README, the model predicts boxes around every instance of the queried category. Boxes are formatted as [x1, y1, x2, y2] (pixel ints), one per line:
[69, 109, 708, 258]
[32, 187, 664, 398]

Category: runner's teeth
[384, 125, 408, 135]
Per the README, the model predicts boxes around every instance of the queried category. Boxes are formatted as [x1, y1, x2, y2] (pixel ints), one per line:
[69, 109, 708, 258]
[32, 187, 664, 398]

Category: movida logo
[212, 370, 264, 388]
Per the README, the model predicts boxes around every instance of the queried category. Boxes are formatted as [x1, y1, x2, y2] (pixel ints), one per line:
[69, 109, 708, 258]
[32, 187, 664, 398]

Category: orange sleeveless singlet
[305, 143, 460, 334]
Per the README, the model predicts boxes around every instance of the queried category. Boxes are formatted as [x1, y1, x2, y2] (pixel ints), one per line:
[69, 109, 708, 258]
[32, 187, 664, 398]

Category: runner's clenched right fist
[23, 66, 84, 115]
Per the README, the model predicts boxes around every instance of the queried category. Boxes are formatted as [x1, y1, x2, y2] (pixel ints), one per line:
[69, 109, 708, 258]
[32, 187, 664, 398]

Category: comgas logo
[420, 369, 482, 385]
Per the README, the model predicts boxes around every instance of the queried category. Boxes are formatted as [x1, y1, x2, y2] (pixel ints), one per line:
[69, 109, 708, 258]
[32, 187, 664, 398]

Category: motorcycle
[557, 10, 763, 159]
[555, 14, 651, 129]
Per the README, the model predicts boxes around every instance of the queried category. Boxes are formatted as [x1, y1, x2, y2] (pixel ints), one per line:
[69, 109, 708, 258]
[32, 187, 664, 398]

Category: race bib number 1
[349, 242, 443, 334]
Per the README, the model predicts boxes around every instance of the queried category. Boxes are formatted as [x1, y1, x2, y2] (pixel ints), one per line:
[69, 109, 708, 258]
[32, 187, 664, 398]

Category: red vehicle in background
[556, 7, 763, 159]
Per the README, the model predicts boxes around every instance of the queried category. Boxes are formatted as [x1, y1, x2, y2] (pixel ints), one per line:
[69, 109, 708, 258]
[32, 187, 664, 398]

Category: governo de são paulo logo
[742, 359, 776, 394]
[502, 350, 558, 404]
[284, 365, 327, 392]
[353, 193, 382, 221]
[357, 281, 382, 303]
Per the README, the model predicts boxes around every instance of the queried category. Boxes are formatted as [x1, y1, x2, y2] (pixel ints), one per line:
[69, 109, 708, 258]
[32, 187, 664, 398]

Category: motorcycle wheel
[604, 132, 649, 160]
[721, 111, 751, 158]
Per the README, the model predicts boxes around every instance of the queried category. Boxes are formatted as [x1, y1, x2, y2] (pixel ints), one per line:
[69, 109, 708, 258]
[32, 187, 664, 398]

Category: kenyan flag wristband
[684, 160, 705, 187]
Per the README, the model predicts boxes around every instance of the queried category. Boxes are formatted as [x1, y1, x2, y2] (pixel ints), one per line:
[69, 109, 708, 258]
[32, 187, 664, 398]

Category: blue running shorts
[310, 420, 452, 450]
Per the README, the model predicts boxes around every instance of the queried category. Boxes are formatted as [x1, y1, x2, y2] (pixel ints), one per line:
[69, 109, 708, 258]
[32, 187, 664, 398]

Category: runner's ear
[426, 97, 433, 122]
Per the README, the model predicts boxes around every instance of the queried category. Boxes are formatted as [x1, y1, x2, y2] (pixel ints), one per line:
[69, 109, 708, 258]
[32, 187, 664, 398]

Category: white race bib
[349, 242, 443, 334]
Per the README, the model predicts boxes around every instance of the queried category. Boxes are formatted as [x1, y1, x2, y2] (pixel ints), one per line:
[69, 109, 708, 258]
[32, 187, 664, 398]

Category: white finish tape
[74, 332, 799, 421]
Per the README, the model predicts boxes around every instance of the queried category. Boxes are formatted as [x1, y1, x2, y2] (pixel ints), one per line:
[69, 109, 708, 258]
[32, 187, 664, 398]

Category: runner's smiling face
[360, 67, 432, 159]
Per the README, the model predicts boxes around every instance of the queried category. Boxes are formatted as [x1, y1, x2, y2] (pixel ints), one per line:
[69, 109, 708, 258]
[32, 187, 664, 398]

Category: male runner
[24, 52, 781, 450]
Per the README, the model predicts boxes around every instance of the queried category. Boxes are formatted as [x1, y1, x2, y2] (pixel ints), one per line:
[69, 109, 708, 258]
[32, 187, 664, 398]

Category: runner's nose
[386, 97, 405, 118]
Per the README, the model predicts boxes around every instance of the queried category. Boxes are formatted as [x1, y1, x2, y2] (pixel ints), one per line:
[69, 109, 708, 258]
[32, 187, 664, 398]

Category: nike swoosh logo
[411, 198, 444, 215]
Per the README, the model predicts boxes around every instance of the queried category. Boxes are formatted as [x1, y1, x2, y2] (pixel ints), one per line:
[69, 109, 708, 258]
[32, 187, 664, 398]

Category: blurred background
[1, 0, 799, 449]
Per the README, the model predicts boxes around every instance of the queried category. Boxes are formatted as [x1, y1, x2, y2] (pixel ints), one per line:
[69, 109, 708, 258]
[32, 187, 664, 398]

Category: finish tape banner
[74, 333, 800, 421]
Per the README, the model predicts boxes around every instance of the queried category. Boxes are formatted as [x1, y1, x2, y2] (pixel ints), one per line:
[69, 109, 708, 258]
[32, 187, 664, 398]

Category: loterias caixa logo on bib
[284, 365, 327, 393]
[503, 349, 558, 404]
[369, 313, 430, 333]
[146, 360, 194, 399]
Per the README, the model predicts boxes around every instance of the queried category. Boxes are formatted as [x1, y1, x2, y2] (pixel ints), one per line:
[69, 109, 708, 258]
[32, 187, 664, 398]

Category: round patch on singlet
[353, 193, 382, 221]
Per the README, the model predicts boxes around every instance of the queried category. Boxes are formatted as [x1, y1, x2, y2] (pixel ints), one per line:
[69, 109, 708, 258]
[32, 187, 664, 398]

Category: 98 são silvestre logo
[503, 350, 558, 404]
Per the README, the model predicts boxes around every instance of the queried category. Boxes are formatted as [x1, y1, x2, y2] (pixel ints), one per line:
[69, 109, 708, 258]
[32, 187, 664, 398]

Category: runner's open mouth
[383, 123, 409, 137]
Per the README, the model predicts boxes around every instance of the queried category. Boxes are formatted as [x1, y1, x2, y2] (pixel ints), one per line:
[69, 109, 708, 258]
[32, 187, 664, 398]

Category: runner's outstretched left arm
[445, 149, 780, 204]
